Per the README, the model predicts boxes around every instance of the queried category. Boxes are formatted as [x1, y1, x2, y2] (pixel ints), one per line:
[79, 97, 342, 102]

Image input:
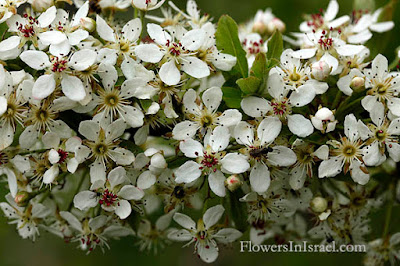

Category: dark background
[1, 0, 399, 265]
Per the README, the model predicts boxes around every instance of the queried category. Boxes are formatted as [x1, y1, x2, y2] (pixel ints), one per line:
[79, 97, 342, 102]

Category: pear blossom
[358, 102, 400, 164]
[318, 114, 370, 185]
[132, 0, 165, 11]
[0, 0, 27, 24]
[241, 73, 315, 137]
[361, 54, 400, 116]
[234, 120, 297, 193]
[38, 3, 90, 57]
[20, 49, 97, 101]
[172, 87, 242, 140]
[135, 23, 210, 85]
[74, 166, 144, 219]
[168, 205, 242, 263]
[311, 107, 337, 133]
[175, 126, 249, 197]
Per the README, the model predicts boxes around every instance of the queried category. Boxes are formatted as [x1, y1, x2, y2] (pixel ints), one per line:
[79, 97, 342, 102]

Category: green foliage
[222, 86, 242, 108]
[215, 15, 248, 80]
[266, 30, 283, 62]
[225, 190, 248, 232]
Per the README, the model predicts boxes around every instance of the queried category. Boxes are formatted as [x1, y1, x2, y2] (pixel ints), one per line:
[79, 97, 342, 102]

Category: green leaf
[250, 53, 267, 79]
[0, 23, 7, 40]
[266, 30, 283, 61]
[215, 15, 248, 78]
[236, 76, 262, 95]
[222, 86, 242, 108]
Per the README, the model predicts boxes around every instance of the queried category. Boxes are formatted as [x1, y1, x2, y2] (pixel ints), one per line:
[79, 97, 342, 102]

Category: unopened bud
[80, 17, 96, 32]
[310, 196, 328, 213]
[350, 76, 365, 91]
[31, 0, 54, 12]
[312, 60, 331, 81]
[266, 18, 286, 34]
[311, 107, 337, 133]
[225, 175, 242, 192]
[252, 21, 267, 35]
[14, 191, 31, 207]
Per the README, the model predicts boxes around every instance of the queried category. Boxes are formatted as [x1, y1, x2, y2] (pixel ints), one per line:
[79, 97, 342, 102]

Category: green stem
[138, 10, 146, 44]
[332, 90, 342, 110]
[17, 149, 48, 156]
[382, 183, 395, 238]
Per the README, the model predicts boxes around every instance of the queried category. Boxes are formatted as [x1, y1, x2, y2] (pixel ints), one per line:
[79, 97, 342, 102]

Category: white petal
[159, 60, 181, 86]
[220, 153, 250, 174]
[68, 29, 89, 45]
[147, 23, 171, 45]
[234, 121, 254, 146]
[324, 0, 339, 21]
[216, 109, 242, 127]
[32, 74, 55, 100]
[388, 98, 400, 117]
[198, 243, 218, 263]
[292, 48, 317, 59]
[59, 211, 82, 232]
[203, 204, 224, 229]
[38, 6, 57, 27]
[135, 43, 164, 63]
[208, 171, 226, 197]
[96, 15, 116, 42]
[318, 157, 342, 178]
[20, 50, 50, 70]
[289, 84, 316, 107]
[268, 146, 297, 167]
[68, 49, 97, 71]
[336, 44, 365, 57]
[257, 117, 282, 144]
[250, 162, 270, 194]
[363, 141, 384, 166]
[267, 73, 285, 100]
[344, 114, 358, 141]
[241, 96, 270, 117]
[61, 74, 86, 101]
[387, 142, 400, 162]
[122, 18, 142, 42]
[209, 126, 230, 152]
[181, 56, 210, 79]
[287, 114, 314, 137]
[370, 21, 394, 33]
[202, 86, 222, 113]
[43, 165, 59, 184]
[174, 161, 201, 183]
[119, 185, 144, 200]
[388, 118, 400, 135]
[214, 228, 242, 244]
[121, 105, 144, 128]
[172, 121, 199, 140]
[108, 166, 126, 189]
[39, 31, 67, 45]
[115, 199, 131, 219]
[73, 191, 98, 210]
[179, 138, 204, 158]
[78, 120, 100, 141]
[137, 171, 157, 189]
[181, 29, 205, 50]
[350, 160, 369, 185]
[173, 213, 196, 230]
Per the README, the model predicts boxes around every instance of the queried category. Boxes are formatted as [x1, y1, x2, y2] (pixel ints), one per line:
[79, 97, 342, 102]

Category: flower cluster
[0, 0, 400, 264]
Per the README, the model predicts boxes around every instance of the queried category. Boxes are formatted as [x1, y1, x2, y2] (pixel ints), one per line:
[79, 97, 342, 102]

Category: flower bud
[350, 76, 365, 91]
[310, 196, 328, 213]
[311, 107, 337, 133]
[266, 18, 286, 34]
[252, 21, 267, 35]
[311, 60, 331, 81]
[225, 175, 242, 192]
[14, 191, 30, 207]
[31, 0, 54, 12]
[48, 149, 60, 164]
[80, 17, 96, 32]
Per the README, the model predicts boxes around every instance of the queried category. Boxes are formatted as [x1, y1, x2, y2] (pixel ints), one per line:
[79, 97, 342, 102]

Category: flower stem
[138, 10, 146, 44]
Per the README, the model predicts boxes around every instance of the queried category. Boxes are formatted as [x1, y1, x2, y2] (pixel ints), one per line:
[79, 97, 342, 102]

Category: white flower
[0, 66, 28, 150]
[38, 3, 90, 57]
[242, 33, 267, 67]
[20, 49, 97, 101]
[271, 49, 328, 94]
[358, 102, 400, 165]
[172, 87, 242, 140]
[292, 30, 365, 74]
[132, 0, 165, 11]
[175, 126, 249, 197]
[0, 0, 27, 24]
[234, 120, 297, 193]
[135, 23, 210, 85]
[168, 205, 242, 263]
[60, 211, 133, 253]
[75, 119, 135, 180]
[311, 107, 337, 133]
[91, 63, 145, 128]
[168, 0, 210, 29]
[74, 166, 144, 219]
[99, 0, 132, 10]
[299, 0, 349, 33]
[241, 73, 315, 137]
[362, 54, 400, 116]
[0, 6, 56, 59]
[96, 15, 142, 63]
[41, 132, 81, 184]
[0, 194, 51, 240]
[318, 114, 369, 185]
